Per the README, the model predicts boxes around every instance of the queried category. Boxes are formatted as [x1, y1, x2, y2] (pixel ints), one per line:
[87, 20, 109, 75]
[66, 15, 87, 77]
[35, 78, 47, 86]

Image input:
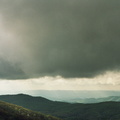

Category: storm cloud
[0, 0, 120, 79]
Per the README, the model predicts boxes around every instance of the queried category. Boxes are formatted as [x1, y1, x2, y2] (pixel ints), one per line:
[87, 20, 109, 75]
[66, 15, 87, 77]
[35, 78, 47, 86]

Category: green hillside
[0, 100, 61, 120]
[1, 94, 120, 120]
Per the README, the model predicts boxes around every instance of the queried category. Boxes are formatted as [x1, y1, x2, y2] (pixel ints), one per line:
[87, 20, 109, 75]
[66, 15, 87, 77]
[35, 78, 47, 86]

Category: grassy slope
[0, 94, 120, 120]
[0, 100, 62, 120]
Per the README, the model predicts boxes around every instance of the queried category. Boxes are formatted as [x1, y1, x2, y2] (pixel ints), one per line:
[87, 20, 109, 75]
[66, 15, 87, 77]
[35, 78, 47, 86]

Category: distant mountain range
[63, 96, 120, 103]
[23, 90, 120, 101]
[2, 90, 120, 101]
[0, 100, 61, 120]
[0, 94, 120, 120]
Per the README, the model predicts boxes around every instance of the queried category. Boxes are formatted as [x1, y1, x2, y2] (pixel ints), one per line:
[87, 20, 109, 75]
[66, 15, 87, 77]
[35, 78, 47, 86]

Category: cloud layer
[0, 0, 120, 79]
[0, 71, 120, 91]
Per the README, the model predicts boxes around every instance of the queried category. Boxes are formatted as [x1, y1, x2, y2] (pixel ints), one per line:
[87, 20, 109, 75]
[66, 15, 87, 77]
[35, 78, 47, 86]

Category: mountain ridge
[63, 96, 120, 103]
[0, 94, 120, 120]
[0, 100, 62, 120]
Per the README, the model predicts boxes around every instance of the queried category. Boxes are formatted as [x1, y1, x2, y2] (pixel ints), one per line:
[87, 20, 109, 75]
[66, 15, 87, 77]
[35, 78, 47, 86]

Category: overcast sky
[0, 0, 120, 92]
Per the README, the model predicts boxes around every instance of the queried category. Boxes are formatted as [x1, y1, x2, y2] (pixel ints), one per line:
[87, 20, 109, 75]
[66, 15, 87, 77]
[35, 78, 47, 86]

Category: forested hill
[0, 100, 61, 120]
[0, 94, 120, 120]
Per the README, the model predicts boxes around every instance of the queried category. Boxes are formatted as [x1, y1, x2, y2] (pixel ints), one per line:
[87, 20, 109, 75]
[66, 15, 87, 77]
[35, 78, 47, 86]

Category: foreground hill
[0, 100, 61, 120]
[0, 94, 120, 120]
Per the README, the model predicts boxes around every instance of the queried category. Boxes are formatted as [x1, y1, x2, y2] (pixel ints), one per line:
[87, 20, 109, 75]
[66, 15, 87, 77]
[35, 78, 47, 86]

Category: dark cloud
[0, 0, 120, 79]
[0, 58, 27, 79]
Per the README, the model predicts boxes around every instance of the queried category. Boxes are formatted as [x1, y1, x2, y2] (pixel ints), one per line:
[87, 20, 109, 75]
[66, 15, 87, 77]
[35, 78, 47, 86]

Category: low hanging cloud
[0, 71, 120, 91]
[0, 0, 120, 79]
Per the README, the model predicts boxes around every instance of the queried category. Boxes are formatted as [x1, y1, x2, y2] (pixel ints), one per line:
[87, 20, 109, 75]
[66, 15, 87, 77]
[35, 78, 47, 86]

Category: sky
[0, 0, 120, 93]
